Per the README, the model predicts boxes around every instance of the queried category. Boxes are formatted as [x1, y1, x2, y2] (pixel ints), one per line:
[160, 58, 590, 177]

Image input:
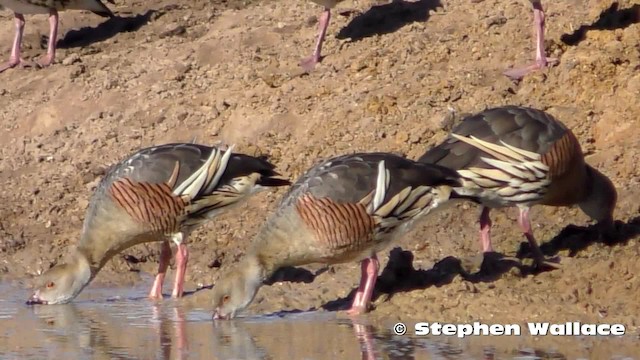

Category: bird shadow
[148, 263, 319, 300]
[336, 0, 443, 42]
[49, 9, 164, 50]
[463, 217, 640, 276]
[320, 216, 640, 311]
[264, 266, 319, 285]
[253, 308, 312, 318]
[321, 248, 464, 311]
[561, 2, 640, 46]
[533, 216, 640, 258]
[181, 284, 214, 297]
[103, 283, 214, 301]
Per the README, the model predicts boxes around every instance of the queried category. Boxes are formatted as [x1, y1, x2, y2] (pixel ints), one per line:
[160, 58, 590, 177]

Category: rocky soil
[1, 0, 639, 354]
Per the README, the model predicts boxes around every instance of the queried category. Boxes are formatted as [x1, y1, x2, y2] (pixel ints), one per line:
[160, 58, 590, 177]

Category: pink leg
[300, 7, 331, 72]
[38, 9, 58, 67]
[349, 258, 369, 308]
[504, 1, 558, 79]
[171, 243, 189, 298]
[517, 207, 547, 267]
[149, 241, 172, 299]
[0, 13, 28, 73]
[347, 255, 379, 315]
[479, 206, 493, 252]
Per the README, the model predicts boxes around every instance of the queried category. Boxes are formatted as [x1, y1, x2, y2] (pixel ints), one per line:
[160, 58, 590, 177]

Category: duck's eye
[46, 281, 55, 289]
[222, 295, 230, 304]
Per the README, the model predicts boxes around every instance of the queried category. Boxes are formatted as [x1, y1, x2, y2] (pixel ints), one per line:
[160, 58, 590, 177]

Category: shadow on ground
[53, 9, 160, 49]
[561, 2, 640, 46]
[183, 215, 640, 308]
[535, 216, 640, 257]
[43, 4, 186, 51]
[319, 216, 640, 311]
[336, 0, 443, 42]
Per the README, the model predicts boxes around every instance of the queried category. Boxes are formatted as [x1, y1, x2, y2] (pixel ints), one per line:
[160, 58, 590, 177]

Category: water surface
[0, 284, 637, 359]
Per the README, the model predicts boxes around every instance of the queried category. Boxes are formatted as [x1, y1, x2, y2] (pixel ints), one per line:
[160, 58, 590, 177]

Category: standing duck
[0, 0, 114, 73]
[300, 0, 344, 71]
[504, 1, 556, 79]
[26, 143, 290, 305]
[210, 152, 461, 318]
[418, 106, 617, 268]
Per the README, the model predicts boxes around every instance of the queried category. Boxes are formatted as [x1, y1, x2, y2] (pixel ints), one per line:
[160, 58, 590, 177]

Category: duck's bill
[26, 293, 48, 305]
[212, 310, 230, 320]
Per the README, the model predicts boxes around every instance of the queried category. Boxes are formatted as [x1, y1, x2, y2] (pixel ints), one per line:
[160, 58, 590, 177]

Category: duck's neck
[65, 248, 93, 292]
[239, 253, 271, 288]
[75, 197, 150, 275]
[249, 234, 292, 280]
[249, 209, 314, 275]
[76, 228, 127, 276]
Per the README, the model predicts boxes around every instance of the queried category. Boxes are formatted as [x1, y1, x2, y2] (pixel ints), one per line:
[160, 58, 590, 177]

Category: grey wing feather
[419, 106, 569, 170]
[103, 144, 210, 188]
[281, 153, 460, 207]
[101, 143, 286, 195]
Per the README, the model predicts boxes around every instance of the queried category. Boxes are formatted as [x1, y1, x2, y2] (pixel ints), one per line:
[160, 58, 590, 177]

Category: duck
[418, 105, 617, 268]
[0, 0, 115, 73]
[210, 152, 461, 319]
[299, 0, 344, 71]
[26, 143, 291, 305]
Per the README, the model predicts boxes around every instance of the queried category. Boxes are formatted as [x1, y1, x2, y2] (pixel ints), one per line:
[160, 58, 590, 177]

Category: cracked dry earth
[0, 0, 639, 357]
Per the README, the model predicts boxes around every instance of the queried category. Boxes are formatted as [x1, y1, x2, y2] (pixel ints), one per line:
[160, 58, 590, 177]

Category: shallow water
[0, 284, 638, 360]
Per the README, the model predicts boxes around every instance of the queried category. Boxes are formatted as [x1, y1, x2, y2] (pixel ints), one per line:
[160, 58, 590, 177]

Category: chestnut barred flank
[296, 195, 375, 252]
[109, 178, 185, 235]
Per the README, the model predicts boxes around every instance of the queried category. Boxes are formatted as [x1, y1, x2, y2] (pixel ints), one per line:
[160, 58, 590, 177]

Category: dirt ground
[0, 0, 639, 351]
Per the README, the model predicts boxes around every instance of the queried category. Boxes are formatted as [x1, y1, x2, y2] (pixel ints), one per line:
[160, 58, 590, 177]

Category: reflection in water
[0, 284, 638, 359]
[25, 303, 134, 359]
[153, 304, 189, 360]
[210, 318, 267, 360]
[353, 321, 379, 360]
